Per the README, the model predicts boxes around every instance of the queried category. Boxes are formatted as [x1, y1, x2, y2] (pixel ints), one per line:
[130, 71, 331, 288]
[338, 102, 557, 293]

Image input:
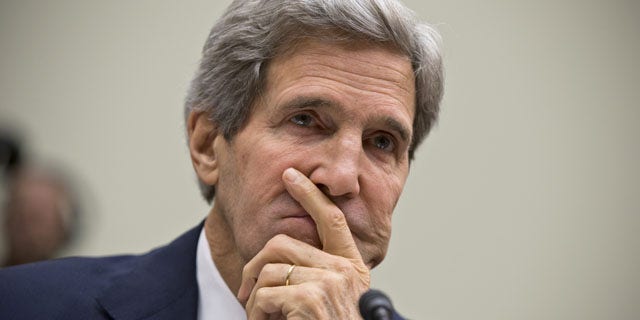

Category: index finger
[282, 167, 362, 260]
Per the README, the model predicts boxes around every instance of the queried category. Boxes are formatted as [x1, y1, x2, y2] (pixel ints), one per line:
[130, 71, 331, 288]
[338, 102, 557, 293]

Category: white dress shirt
[197, 228, 247, 320]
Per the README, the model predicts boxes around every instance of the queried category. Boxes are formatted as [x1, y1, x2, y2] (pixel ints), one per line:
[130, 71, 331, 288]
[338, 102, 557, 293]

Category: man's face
[211, 39, 415, 268]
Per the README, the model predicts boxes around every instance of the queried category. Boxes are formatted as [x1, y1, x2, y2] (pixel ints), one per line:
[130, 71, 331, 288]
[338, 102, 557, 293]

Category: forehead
[263, 39, 416, 118]
[270, 39, 413, 88]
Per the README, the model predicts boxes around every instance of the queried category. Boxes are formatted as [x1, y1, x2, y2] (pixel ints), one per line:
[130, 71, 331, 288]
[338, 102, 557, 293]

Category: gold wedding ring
[285, 264, 296, 286]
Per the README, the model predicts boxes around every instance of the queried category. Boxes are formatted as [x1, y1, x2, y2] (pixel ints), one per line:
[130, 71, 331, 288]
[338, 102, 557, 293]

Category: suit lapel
[97, 222, 203, 320]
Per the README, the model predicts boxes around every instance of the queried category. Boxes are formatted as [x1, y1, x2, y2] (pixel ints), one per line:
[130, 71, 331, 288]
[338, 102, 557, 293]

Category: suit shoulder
[0, 255, 138, 319]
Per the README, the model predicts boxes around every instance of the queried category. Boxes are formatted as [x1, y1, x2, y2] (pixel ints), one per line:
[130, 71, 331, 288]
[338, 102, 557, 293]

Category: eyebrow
[383, 117, 411, 143]
[278, 96, 412, 144]
[280, 96, 333, 111]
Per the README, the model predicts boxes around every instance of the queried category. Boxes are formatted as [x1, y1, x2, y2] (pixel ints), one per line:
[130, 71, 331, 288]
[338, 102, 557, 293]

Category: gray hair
[185, 0, 444, 203]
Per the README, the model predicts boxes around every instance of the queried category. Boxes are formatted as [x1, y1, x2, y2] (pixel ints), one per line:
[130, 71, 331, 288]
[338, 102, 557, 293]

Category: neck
[203, 205, 245, 297]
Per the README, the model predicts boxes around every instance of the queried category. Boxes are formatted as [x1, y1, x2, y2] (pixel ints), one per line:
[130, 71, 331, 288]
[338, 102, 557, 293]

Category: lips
[277, 212, 321, 247]
[283, 213, 316, 225]
[285, 210, 312, 218]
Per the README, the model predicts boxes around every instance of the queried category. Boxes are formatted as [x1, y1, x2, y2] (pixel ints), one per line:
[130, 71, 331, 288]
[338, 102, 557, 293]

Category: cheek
[368, 164, 407, 206]
[362, 169, 407, 228]
[256, 138, 320, 175]
[233, 140, 310, 206]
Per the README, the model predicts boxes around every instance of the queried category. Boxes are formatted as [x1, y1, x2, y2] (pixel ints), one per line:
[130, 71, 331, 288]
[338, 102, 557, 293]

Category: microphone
[359, 289, 396, 320]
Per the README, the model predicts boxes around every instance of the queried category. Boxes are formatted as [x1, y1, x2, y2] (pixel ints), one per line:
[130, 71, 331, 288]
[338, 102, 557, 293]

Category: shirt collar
[196, 227, 246, 320]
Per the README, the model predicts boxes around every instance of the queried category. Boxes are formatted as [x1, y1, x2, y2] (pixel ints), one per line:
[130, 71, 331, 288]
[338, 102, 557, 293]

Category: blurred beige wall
[1, 1, 638, 319]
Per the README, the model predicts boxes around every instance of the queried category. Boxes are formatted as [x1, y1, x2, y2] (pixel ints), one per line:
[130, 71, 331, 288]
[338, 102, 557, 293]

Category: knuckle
[272, 233, 290, 243]
[241, 262, 252, 277]
[297, 282, 322, 301]
[332, 258, 352, 275]
[254, 287, 270, 307]
[324, 272, 345, 289]
[264, 234, 287, 252]
[327, 208, 347, 230]
[259, 263, 278, 279]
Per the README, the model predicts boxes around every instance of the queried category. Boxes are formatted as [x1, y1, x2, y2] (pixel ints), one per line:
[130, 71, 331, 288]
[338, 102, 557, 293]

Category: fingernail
[283, 168, 301, 183]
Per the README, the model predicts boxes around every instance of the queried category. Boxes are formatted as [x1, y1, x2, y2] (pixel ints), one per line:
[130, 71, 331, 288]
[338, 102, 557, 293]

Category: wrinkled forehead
[263, 38, 416, 113]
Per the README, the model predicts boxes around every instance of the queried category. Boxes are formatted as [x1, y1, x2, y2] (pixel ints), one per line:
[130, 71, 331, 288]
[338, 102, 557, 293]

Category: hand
[237, 167, 370, 319]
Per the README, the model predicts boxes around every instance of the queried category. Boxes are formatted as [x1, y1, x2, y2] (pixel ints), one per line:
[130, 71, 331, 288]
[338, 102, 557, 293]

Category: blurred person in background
[2, 165, 79, 267]
[0, 132, 22, 175]
[1, 130, 80, 267]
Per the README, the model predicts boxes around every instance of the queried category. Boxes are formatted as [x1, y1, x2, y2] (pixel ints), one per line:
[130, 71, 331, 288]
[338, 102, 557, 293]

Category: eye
[371, 134, 395, 153]
[290, 113, 314, 127]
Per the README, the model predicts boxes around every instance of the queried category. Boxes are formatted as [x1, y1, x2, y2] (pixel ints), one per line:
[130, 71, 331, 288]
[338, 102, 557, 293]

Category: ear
[187, 111, 220, 186]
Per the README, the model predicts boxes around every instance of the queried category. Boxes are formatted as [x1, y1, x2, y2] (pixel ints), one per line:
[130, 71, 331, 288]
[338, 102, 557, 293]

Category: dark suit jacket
[0, 223, 202, 320]
[0, 222, 406, 320]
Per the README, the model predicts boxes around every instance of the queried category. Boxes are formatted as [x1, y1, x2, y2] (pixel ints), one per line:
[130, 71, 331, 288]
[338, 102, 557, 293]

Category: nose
[308, 133, 362, 198]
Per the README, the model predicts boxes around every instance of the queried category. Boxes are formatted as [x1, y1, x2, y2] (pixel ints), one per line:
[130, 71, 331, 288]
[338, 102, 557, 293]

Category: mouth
[283, 213, 316, 226]
[280, 213, 320, 247]
[285, 214, 315, 223]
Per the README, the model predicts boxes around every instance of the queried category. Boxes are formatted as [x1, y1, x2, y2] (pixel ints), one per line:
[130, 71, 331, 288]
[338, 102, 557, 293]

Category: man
[0, 0, 443, 319]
